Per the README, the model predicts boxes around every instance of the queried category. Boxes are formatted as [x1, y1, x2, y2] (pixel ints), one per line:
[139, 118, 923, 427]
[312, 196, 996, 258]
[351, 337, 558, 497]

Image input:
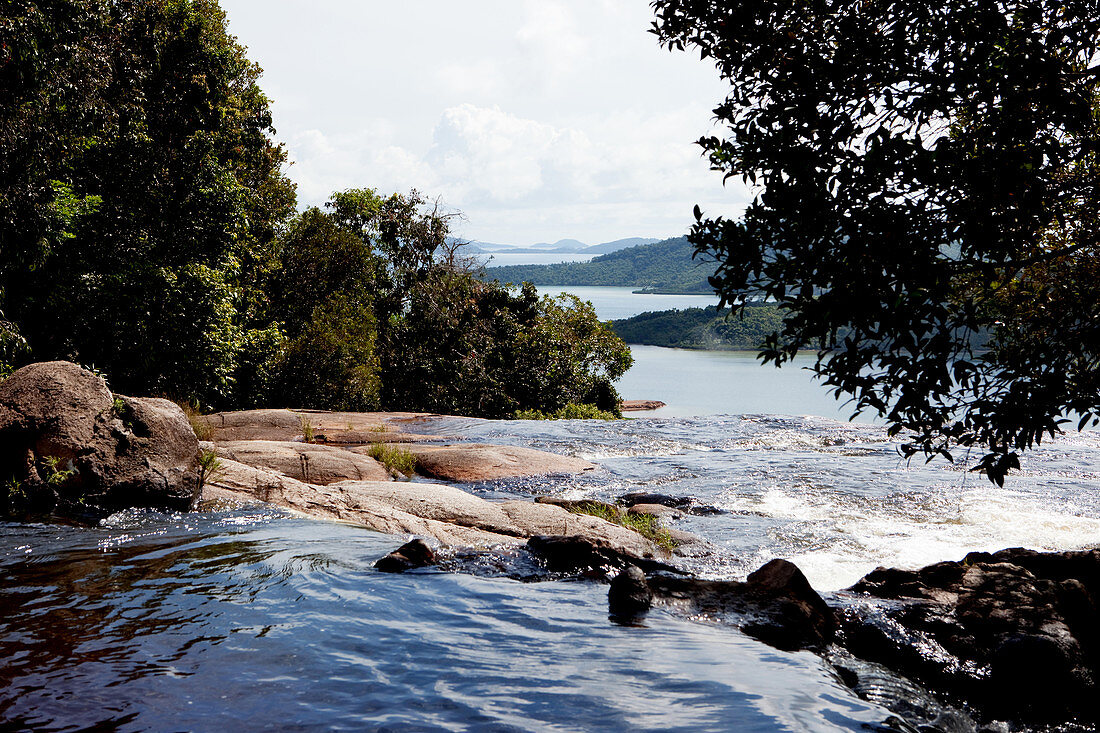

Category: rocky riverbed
[2, 360, 1099, 731]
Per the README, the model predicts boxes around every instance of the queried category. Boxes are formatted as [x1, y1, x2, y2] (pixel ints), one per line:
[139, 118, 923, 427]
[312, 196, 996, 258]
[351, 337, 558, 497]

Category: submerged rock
[0, 361, 198, 519]
[839, 547, 1100, 724]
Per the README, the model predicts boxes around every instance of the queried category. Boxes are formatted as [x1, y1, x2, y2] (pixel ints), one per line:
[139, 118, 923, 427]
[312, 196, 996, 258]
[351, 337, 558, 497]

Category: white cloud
[222, 0, 749, 243]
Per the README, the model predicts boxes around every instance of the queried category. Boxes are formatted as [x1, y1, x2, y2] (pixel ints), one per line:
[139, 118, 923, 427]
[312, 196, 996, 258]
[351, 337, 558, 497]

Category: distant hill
[609, 304, 783, 350]
[483, 236, 715, 294]
[457, 236, 659, 256]
[583, 237, 660, 254]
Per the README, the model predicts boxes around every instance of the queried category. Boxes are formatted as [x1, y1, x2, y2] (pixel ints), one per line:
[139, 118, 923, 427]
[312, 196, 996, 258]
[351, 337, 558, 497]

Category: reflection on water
[0, 511, 889, 732]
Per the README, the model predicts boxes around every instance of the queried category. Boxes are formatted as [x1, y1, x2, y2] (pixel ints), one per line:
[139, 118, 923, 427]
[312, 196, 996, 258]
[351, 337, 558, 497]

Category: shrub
[512, 403, 619, 420]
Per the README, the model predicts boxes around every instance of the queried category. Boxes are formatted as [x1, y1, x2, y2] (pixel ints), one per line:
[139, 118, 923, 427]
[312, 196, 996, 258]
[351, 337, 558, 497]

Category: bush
[513, 403, 619, 420]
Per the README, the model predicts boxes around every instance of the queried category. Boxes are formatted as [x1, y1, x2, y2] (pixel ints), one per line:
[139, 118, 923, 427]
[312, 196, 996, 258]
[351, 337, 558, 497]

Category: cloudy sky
[220, 1, 751, 246]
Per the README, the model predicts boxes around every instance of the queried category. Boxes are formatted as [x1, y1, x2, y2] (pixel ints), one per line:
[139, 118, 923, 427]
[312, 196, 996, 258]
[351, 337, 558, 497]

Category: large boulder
[0, 362, 199, 518]
[839, 547, 1100, 723]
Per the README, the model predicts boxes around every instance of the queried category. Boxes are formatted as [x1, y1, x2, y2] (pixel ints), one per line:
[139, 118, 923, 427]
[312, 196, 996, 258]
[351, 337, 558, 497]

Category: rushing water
[4, 288, 1100, 731]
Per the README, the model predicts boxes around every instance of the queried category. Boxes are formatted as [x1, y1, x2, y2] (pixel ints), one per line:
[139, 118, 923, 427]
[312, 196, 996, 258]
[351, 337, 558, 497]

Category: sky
[219, 1, 752, 246]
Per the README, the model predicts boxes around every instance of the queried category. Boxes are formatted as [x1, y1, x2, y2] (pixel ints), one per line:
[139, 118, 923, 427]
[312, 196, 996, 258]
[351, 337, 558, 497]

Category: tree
[0, 0, 295, 405]
[651, 0, 1100, 483]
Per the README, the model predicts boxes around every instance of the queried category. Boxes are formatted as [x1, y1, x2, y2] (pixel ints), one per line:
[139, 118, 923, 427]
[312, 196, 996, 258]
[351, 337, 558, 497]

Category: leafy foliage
[382, 277, 632, 418]
[0, 0, 295, 406]
[512, 403, 620, 420]
[484, 237, 713, 294]
[0, 3, 634, 421]
[652, 0, 1100, 483]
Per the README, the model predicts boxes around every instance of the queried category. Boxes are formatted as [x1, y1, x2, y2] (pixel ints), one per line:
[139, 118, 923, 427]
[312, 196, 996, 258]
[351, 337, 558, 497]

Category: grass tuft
[565, 500, 677, 551]
[367, 442, 416, 477]
[300, 416, 316, 443]
[178, 400, 213, 441]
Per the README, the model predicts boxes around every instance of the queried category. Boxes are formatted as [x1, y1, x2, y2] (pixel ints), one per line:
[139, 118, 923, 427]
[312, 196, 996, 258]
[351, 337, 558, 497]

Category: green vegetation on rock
[566, 501, 676, 551]
[483, 237, 713, 294]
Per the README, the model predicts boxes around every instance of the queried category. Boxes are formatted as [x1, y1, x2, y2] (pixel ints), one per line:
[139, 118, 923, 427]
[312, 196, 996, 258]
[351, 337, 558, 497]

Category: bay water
[3, 286, 1098, 731]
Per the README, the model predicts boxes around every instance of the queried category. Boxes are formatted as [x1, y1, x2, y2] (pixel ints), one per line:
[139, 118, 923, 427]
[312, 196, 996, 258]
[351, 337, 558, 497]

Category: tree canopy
[1, 0, 295, 402]
[652, 0, 1100, 483]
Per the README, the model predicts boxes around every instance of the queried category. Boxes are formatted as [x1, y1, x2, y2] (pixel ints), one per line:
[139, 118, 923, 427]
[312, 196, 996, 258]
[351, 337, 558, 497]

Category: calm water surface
[4, 287, 1098, 731]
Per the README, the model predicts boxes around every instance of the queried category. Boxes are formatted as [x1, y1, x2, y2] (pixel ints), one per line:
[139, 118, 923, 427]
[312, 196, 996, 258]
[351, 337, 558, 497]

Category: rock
[328, 480, 525, 537]
[741, 559, 837, 649]
[620, 492, 692, 509]
[646, 559, 835, 650]
[214, 440, 390, 484]
[840, 548, 1100, 723]
[197, 408, 447, 443]
[608, 565, 653, 621]
[205, 459, 520, 547]
[628, 503, 682, 519]
[527, 535, 674, 575]
[620, 400, 666, 411]
[405, 443, 596, 482]
[502, 501, 669, 565]
[375, 539, 437, 573]
[196, 409, 303, 442]
[0, 362, 198, 519]
[535, 496, 622, 517]
[619, 491, 721, 516]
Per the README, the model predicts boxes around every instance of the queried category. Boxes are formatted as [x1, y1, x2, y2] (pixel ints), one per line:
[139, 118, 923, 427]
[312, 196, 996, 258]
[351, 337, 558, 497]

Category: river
[3, 287, 1098, 731]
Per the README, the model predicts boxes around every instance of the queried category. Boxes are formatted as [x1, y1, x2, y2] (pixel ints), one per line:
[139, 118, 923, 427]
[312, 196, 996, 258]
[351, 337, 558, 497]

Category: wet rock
[619, 491, 720, 516]
[526, 535, 676, 576]
[647, 559, 835, 650]
[840, 548, 1100, 724]
[0, 361, 198, 519]
[608, 565, 653, 621]
[503, 502, 668, 563]
[627, 503, 682, 519]
[406, 443, 596, 482]
[619, 492, 692, 509]
[375, 539, 437, 573]
[215, 440, 391, 484]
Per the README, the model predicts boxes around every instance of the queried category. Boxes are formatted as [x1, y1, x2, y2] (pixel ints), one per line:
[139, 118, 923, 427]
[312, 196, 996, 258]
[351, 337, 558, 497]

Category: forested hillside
[610, 305, 783, 350]
[484, 237, 714, 294]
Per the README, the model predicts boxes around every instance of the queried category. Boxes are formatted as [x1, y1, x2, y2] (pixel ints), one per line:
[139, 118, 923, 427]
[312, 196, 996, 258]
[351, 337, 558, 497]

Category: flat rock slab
[202, 460, 662, 563]
[205, 460, 518, 547]
[214, 440, 390, 484]
[620, 400, 666, 411]
[401, 443, 596, 482]
[199, 409, 446, 443]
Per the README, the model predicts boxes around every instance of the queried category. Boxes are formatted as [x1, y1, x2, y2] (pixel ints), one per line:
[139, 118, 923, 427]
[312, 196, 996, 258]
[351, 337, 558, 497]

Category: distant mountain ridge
[482, 236, 716, 295]
[455, 236, 659, 255]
